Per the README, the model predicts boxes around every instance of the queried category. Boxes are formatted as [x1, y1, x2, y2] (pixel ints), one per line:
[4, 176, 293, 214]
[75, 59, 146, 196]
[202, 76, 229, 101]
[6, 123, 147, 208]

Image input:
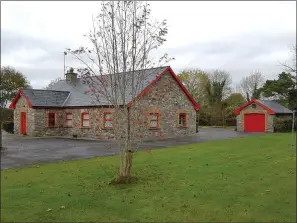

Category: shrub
[2, 108, 14, 121]
[225, 117, 236, 126]
[274, 116, 294, 132]
[197, 110, 211, 126]
[2, 121, 14, 134]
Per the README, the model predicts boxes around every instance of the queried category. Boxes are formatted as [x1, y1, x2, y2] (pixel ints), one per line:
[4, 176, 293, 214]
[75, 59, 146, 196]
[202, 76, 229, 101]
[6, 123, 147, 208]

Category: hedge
[2, 121, 14, 134]
[274, 116, 294, 132]
[1, 108, 14, 121]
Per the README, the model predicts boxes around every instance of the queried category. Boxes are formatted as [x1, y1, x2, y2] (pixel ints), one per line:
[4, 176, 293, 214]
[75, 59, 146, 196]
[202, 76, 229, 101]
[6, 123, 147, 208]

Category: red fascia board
[127, 68, 168, 108]
[233, 99, 276, 115]
[9, 89, 32, 109]
[127, 66, 200, 110]
[167, 67, 200, 110]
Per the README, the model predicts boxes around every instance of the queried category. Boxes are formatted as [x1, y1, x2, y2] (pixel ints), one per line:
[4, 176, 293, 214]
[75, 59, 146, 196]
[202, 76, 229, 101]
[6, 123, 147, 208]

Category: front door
[20, 112, 27, 134]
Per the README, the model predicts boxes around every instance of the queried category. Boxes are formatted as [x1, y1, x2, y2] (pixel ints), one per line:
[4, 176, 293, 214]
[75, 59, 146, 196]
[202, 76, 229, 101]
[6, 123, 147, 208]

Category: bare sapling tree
[239, 71, 265, 101]
[66, 1, 172, 183]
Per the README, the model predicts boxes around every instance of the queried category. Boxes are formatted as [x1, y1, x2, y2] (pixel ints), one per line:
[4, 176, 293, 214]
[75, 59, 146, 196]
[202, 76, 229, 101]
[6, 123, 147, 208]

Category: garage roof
[233, 99, 293, 115]
[258, 100, 293, 114]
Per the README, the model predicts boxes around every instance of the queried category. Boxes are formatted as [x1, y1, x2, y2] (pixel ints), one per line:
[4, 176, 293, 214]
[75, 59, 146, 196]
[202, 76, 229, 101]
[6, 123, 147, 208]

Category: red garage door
[244, 113, 265, 132]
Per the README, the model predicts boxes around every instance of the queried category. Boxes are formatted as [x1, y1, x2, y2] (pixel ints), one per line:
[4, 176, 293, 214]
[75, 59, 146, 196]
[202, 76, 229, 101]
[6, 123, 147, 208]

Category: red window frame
[149, 113, 159, 129]
[65, 112, 73, 127]
[179, 113, 187, 127]
[103, 112, 113, 129]
[48, 112, 56, 127]
[81, 112, 90, 128]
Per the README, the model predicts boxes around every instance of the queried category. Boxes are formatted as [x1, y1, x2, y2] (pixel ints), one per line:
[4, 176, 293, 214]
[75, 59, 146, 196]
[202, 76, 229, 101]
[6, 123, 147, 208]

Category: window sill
[47, 126, 58, 128]
[149, 128, 161, 130]
[178, 126, 188, 128]
[63, 126, 73, 128]
[103, 127, 113, 130]
[80, 127, 91, 129]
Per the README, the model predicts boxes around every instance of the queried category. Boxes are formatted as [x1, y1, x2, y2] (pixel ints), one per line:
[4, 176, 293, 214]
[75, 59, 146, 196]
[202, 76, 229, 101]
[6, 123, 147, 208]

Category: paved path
[1, 128, 261, 169]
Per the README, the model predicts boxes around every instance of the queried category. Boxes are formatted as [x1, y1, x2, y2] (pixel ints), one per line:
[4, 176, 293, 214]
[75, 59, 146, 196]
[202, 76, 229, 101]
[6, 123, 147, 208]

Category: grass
[1, 134, 296, 222]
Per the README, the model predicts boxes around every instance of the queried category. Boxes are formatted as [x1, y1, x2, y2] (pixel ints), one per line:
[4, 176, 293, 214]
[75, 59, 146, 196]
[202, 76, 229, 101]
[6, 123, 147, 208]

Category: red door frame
[20, 112, 27, 134]
[244, 113, 265, 132]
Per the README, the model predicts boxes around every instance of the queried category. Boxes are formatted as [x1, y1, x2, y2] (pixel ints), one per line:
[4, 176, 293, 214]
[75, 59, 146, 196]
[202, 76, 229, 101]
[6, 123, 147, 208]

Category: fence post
[292, 110, 296, 153]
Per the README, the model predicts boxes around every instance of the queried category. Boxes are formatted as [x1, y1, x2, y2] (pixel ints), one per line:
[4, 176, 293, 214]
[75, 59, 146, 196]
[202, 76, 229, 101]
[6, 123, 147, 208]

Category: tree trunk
[117, 107, 133, 184]
[118, 143, 133, 183]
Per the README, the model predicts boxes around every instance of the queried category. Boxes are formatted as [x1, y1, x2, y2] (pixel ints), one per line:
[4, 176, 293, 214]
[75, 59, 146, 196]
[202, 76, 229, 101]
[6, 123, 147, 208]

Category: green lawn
[1, 134, 296, 222]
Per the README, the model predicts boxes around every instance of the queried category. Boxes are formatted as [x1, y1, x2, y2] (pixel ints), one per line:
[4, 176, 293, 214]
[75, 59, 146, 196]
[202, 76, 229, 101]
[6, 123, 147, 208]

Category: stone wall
[236, 102, 274, 132]
[132, 71, 196, 140]
[32, 107, 116, 139]
[236, 115, 243, 131]
[13, 95, 117, 138]
[14, 96, 35, 135]
[267, 114, 274, 132]
[13, 71, 197, 140]
[33, 109, 68, 137]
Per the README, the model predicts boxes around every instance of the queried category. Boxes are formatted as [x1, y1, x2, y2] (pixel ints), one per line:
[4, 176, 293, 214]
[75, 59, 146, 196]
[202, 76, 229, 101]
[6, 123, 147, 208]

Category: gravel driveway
[1, 128, 261, 169]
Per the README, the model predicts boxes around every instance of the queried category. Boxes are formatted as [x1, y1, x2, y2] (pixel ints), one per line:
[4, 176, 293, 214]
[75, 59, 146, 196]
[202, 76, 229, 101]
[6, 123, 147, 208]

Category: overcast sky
[1, 1, 296, 89]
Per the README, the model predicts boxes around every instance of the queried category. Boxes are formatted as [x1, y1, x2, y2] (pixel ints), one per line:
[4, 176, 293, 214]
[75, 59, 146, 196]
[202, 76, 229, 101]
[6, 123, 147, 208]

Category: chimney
[65, 67, 77, 84]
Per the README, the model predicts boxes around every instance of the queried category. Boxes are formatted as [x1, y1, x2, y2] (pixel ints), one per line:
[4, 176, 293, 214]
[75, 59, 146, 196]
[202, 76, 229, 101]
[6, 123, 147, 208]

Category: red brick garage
[234, 99, 293, 133]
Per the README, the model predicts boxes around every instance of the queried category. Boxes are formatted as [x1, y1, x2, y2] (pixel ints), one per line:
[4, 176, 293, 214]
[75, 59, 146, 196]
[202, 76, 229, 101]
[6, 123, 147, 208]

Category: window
[48, 112, 56, 127]
[252, 103, 257, 109]
[81, 112, 90, 127]
[149, 113, 159, 129]
[104, 112, 113, 128]
[179, 113, 187, 127]
[65, 112, 73, 127]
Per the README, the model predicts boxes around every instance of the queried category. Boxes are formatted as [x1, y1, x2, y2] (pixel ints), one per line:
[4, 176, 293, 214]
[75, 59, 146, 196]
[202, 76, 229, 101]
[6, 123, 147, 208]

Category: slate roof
[21, 66, 169, 107]
[257, 100, 293, 114]
[22, 89, 70, 107]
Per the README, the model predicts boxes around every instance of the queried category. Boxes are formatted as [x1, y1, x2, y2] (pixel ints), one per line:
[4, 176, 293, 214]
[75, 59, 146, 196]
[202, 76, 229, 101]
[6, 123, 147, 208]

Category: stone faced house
[233, 99, 293, 132]
[9, 66, 200, 140]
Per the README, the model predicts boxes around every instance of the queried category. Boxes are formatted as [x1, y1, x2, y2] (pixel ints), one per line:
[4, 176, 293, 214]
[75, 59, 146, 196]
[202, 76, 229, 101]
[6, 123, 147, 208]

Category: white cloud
[4, 48, 47, 64]
[1, 1, 296, 89]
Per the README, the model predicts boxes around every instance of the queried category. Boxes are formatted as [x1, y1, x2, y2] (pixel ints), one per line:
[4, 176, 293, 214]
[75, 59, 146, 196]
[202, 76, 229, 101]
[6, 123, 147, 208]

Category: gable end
[9, 89, 33, 109]
[233, 99, 276, 115]
[128, 66, 200, 110]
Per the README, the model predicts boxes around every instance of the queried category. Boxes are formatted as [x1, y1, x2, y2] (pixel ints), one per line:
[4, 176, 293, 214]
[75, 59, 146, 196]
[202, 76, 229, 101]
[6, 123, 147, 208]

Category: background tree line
[178, 45, 297, 127]
[1, 45, 296, 133]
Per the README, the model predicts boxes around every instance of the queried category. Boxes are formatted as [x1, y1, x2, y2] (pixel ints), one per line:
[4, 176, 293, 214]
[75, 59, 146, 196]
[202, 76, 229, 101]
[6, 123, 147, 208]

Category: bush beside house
[1, 108, 14, 133]
[274, 116, 295, 132]
[2, 121, 14, 133]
